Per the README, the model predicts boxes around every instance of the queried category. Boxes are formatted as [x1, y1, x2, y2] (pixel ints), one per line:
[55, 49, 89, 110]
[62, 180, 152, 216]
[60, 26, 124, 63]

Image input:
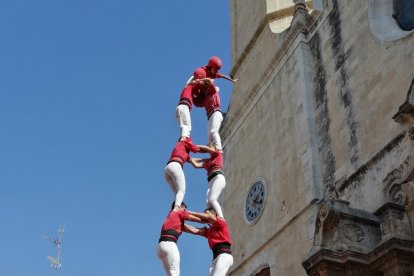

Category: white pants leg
[164, 162, 186, 207]
[207, 111, 223, 150]
[176, 104, 191, 138]
[209, 253, 233, 276]
[206, 174, 226, 218]
[157, 241, 180, 276]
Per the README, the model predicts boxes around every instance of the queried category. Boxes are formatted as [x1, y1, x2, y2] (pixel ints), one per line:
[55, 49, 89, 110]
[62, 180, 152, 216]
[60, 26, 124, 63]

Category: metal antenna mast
[43, 223, 65, 276]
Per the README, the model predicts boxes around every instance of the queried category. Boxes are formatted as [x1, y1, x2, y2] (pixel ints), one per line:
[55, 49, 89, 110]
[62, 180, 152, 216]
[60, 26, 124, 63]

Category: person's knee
[177, 187, 186, 194]
[209, 128, 219, 135]
[177, 104, 189, 114]
[208, 197, 218, 205]
[170, 268, 180, 276]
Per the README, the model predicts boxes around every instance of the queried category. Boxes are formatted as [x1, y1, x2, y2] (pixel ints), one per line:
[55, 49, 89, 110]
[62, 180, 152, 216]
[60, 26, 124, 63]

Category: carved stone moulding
[318, 201, 340, 230]
[303, 249, 370, 276]
[383, 156, 414, 206]
[304, 201, 414, 276]
[303, 239, 414, 276]
[393, 78, 414, 124]
[374, 203, 413, 241]
[312, 199, 381, 256]
[342, 224, 365, 243]
[366, 238, 414, 276]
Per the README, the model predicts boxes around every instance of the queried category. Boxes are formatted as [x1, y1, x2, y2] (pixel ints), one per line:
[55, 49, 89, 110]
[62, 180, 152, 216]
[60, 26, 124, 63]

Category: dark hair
[204, 207, 216, 215]
[171, 201, 187, 210]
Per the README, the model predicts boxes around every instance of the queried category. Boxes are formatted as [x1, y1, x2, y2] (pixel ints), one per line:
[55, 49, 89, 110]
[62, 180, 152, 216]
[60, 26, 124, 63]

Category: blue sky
[0, 1, 234, 275]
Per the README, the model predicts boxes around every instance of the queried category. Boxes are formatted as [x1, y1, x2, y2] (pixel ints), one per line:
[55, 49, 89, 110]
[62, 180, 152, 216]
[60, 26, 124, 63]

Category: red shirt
[191, 65, 222, 117]
[168, 138, 200, 166]
[202, 218, 232, 249]
[179, 83, 206, 110]
[160, 210, 190, 236]
[203, 86, 221, 118]
[203, 150, 224, 175]
[200, 65, 224, 79]
[178, 68, 209, 110]
[191, 78, 217, 109]
[178, 84, 195, 109]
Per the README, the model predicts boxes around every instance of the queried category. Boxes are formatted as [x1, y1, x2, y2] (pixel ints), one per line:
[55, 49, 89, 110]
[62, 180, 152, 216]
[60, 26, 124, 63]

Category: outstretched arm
[220, 74, 238, 84]
[188, 157, 204, 168]
[187, 213, 204, 223]
[189, 211, 217, 224]
[197, 145, 215, 154]
[183, 224, 207, 236]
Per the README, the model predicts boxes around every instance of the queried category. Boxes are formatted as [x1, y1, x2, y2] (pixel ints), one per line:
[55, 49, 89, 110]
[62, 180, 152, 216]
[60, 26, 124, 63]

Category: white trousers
[176, 104, 191, 138]
[157, 241, 180, 276]
[207, 111, 223, 150]
[164, 162, 186, 207]
[209, 253, 233, 276]
[206, 174, 226, 218]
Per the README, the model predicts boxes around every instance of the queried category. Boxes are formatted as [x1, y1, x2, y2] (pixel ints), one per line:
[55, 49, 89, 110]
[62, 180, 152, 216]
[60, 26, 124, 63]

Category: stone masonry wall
[224, 0, 414, 274]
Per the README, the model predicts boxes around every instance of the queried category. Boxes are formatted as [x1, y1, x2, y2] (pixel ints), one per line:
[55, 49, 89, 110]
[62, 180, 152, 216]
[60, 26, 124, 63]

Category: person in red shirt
[184, 207, 233, 276]
[188, 56, 238, 150]
[203, 83, 223, 150]
[165, 137, 212, 210]
[188, 145, 226, 218]
[187, 56, 238, 84]
[157, 202, 204, 276]
[176, 68, 207, 140]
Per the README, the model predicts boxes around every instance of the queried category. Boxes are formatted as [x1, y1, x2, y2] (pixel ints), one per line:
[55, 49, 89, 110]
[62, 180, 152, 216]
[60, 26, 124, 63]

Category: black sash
[208, 170, 224, 182]
[159, 229, 180, 243]
[212, 242, 232, 260]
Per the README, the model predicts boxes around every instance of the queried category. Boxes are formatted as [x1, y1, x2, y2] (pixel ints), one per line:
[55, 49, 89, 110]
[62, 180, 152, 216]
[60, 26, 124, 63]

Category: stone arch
[393, 78, 414, 124]
[244, 250, 275, 276]
[250, 264, 271, 276]
[368, 0, 414, 43]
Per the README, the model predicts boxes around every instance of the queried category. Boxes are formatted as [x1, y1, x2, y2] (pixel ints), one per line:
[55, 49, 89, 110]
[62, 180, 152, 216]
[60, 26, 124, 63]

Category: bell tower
[222, 0, 414, 275]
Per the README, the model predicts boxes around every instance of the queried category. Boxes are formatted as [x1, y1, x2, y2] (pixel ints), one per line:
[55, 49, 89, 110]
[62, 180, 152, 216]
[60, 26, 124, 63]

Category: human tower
[157, 56, 238, 276]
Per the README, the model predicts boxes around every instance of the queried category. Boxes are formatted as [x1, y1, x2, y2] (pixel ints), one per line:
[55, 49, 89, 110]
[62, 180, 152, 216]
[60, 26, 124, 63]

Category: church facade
[221, 0, 414, 275]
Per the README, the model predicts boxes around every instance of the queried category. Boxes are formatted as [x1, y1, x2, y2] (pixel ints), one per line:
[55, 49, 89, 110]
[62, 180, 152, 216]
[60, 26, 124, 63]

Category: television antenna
[43, 223, 65, 276]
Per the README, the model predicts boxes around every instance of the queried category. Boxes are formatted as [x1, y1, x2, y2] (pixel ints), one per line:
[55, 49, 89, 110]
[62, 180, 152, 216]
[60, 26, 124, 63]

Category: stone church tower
[220, 0, 414, 275]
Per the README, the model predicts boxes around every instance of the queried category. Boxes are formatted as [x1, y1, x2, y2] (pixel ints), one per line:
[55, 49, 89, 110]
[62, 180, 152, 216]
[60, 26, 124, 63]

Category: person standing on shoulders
[176, 68, 207, 140]
[188, 56, 238, 150]
[188, 144, 226, 218]
[165, 137, 213, 210]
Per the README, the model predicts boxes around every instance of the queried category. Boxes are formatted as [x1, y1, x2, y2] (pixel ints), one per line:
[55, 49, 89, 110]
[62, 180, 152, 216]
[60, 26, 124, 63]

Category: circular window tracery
[251, 265, 271, 276]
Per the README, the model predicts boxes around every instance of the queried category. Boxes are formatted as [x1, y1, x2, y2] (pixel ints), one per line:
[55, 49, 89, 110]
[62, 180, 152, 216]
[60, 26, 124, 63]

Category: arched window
[393, 0, 414, 31]
[369, 0, 414, 43]
[253, 266, 271, 276]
